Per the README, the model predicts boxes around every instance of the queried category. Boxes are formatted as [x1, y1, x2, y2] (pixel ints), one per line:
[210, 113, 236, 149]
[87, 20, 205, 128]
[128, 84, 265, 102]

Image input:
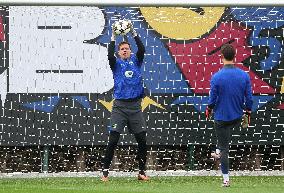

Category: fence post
[187, 145, 195, 170]
[42, 145, 49, 173]
[76, 147, 86, 172]
[281, 145, 284, 171]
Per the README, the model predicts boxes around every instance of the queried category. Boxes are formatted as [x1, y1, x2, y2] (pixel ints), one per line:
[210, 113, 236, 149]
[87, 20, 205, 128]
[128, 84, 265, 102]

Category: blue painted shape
[172, 95, 274, 112]
[71, 96, 92, 111]
[22, 96, 61, 113]
[251, 95, 274, 111]
[231, 7, 284, 70]
[172, 96, 210, 112]
[98, 7, 190, 94]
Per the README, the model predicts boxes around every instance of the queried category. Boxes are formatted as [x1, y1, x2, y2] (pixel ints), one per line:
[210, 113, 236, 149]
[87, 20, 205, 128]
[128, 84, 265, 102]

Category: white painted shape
[0, 70, 7, 105]
[9, 6, 113, 94]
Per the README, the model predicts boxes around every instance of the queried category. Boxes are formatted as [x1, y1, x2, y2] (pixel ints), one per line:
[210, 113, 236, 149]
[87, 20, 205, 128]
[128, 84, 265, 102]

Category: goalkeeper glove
[241, 110, 251, 128]
[129, 21, 138, 37]
[205, 106, 212, 120]
[111, 22, 117, 41]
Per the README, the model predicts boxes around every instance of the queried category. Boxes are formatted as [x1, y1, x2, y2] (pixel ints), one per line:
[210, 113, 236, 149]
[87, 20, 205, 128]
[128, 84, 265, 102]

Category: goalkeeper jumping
[206, 44, 253, 187]
[101, 22, 148, 182]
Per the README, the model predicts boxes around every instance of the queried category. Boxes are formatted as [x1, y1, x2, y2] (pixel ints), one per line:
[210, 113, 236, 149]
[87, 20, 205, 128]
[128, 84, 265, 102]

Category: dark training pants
[102, 99, 147, 175]
[103, 130, 147, 173]
[214, 118, 241, 174]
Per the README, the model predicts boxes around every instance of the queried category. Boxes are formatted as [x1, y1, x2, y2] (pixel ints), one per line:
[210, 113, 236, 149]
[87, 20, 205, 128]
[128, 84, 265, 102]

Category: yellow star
[281, 76, 284, 94]
[98, 99, 114, 112]
[98, 97, 165, 112]
[141, 96, 166, 111]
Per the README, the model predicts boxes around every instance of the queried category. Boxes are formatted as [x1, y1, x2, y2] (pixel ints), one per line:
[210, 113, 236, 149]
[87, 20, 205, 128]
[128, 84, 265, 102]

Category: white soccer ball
[112, 19, 131, 36]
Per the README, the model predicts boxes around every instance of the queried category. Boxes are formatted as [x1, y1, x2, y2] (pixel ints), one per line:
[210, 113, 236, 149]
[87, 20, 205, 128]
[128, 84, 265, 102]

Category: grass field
[0, 176, 283, 193]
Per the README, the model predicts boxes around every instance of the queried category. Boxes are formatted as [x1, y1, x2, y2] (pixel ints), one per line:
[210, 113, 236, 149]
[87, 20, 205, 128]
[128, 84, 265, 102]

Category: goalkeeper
[206, 44, 253, 187]
[101, 21, 148, 182]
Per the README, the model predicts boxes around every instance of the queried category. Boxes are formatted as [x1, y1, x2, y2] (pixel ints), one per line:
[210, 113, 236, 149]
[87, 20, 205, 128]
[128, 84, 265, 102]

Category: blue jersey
[208, 64, 253, 121]
[113, 55, 144, 99]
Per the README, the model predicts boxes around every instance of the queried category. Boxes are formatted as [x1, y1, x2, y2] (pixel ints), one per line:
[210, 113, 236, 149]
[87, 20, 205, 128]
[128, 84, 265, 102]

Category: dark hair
[118, 41, 131, 50]
[221, 44, 235, 61]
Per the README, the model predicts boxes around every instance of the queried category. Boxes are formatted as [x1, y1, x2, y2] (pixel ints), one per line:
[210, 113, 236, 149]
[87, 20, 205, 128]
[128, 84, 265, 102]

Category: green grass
[0, 176, 283, 193]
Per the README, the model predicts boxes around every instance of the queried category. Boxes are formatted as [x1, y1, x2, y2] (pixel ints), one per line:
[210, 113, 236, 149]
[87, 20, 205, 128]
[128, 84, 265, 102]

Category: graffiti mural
[0, 6, 283, 145]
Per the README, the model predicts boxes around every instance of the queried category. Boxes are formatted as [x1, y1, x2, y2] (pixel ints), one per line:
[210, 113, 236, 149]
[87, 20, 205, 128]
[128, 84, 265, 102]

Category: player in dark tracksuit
[206, 44, 253, 187]
[101, 23, 149, 181]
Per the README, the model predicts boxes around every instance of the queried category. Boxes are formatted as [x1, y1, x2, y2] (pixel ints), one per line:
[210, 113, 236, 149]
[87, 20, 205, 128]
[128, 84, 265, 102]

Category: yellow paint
[141, 96, 166, 111]
[98, 99, 114, 112]
[99, 97, 165, 112]
[140, 7, 225, 40]
[281, 77, 284, 94]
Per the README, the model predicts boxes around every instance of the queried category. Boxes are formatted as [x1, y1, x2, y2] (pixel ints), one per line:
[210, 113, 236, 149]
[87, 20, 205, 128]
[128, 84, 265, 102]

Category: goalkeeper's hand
[128, 21, 138, 37]
[205, 106, 212, 121]
[241, 110, 251, 128]
[111, 23, 117, 41]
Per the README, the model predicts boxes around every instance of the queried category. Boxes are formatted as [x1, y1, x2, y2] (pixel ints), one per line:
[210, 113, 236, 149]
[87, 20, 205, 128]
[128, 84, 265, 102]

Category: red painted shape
[168, 21, 275, 94]
[0, 16, 4, 41]
[277, 103, 284, 110]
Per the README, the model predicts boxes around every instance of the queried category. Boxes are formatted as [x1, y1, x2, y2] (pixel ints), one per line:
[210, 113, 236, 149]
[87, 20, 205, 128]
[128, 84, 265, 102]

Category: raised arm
[134, 36, 145, 64]
[130, 23, 145, 64]
[108, 25, 117, 71]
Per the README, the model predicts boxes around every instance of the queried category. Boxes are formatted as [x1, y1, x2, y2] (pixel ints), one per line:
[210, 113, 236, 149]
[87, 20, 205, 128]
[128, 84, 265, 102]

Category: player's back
[212, 65, 249, 121]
